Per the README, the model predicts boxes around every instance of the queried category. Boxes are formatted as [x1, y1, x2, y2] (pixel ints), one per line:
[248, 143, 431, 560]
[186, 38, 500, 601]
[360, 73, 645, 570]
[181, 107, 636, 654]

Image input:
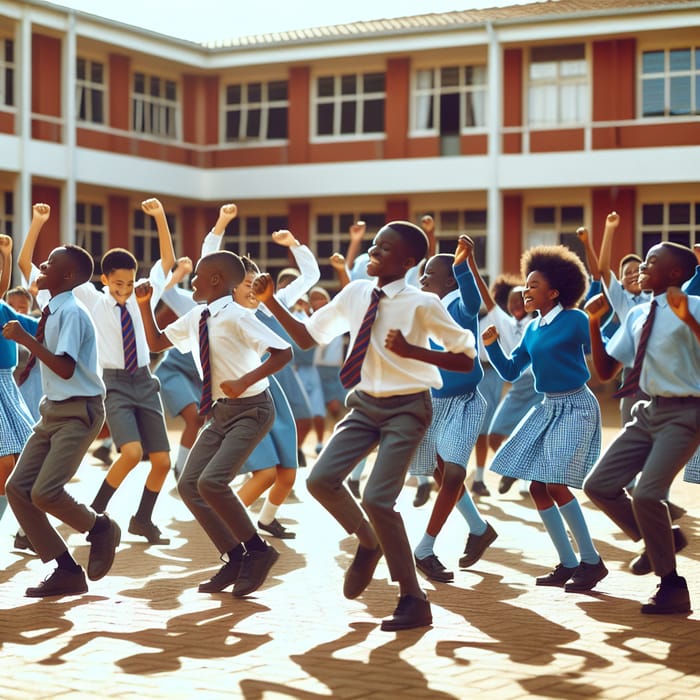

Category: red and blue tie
[339, 288, 383, 389]
[120, 304, 138, 374]
[613, 299, 657, 399]
[18, 305, 50, 386]
[199, 308, 212, 416]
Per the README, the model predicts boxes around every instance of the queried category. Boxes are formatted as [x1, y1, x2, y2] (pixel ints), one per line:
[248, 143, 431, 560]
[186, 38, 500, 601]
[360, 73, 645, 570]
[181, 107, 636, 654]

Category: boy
[2, 244, 120, 597]
[253, 220, 476, 631]
[19, 199, 175, 544]
[136, 250, 292, 597]
[584, 242, 700, 614]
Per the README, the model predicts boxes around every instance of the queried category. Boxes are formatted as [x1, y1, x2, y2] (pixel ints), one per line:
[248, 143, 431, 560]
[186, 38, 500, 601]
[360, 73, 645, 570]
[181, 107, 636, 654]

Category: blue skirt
[155, 348, 201, 417]
[683, 447, 700, 484]
[0, 369, 35, 456]
[490, 385, 601, 488]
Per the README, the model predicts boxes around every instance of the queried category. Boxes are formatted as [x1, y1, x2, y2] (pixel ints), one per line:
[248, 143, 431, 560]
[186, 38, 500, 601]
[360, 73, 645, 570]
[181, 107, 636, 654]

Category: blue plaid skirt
[490, 385, 601, 488]
[409, 391, 487, 476]
[683, 447, 700, 484]
[0, 369, 35, 457]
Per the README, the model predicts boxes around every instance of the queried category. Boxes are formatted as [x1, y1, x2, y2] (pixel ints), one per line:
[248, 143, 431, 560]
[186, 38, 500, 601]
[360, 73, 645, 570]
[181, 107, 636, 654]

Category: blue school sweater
[0, 300, 38, 369]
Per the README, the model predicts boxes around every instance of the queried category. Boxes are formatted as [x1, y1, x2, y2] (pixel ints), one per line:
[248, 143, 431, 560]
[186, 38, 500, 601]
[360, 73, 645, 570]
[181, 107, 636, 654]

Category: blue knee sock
[538, 505, 578, 568]
[559, 498, 600, 565]
[414, 533, 436, 560]
[350, 457, 366, 482]
[455, 492, 487, 535]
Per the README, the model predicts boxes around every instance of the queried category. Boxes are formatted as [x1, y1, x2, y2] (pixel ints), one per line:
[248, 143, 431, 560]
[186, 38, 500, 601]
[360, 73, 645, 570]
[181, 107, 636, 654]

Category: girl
[482, 244, 607, 593]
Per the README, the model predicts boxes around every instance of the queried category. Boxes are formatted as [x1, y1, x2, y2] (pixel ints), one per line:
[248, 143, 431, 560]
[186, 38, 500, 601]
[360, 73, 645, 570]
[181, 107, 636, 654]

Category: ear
[210, 272, 222, 287]
[100, 273, 108, 287]
[548, 288, 560, 300]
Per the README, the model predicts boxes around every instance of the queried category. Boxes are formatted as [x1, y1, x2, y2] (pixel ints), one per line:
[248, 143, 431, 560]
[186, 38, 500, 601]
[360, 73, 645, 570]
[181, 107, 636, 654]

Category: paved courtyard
[1, 391, 698, 699]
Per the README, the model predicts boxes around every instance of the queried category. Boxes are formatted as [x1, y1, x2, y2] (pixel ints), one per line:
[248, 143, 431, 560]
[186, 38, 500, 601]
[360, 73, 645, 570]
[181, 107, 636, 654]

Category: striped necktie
[18, 305, 50, 385]
[339, 288, 383, 389]
[119, 304, 138, 374]
[198, 308, 212, 416]
[613, 299, 657, 399]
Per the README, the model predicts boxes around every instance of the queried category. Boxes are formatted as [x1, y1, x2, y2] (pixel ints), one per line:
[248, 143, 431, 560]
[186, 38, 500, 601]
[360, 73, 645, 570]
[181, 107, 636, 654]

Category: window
[314, 72, 385, 138]
[427, 209, 489, 270]
[76, 58, 105, 124]
[640, 202, 700, 255]
[528, 45, 588, 126]
[76, 203, 106, 272]
[131, 207, 177, 273]
[221, 214, 289, 283]
[526, 205, 586, 265]
[314, 212, 385, 284]
[413, 65, 487, 133]
[132, 72, 178, 139]
[641, 48, 700, 117]
[1, 38, 14, 108]
[1, 190, 13, 238]
[224, 80, 288, 142]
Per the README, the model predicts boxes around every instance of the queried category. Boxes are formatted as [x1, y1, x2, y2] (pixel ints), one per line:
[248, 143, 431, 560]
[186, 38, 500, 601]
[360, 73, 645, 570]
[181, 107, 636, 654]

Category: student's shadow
[38, 599, 272, 673]
[431, 572, 610, 673]
[239, 621, 460, 700]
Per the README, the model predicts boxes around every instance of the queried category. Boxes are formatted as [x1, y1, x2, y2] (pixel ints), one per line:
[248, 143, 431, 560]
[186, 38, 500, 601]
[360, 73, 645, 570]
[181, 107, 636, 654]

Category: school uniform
[314, 335, 347, 407]
[584, 292, 700, 578]
[6, 291, 106, 562]
[304, 277, 476, 585]
[166, 296, 290, 555]
[476, 315, 505, 436]
[487, 305, 601, 488]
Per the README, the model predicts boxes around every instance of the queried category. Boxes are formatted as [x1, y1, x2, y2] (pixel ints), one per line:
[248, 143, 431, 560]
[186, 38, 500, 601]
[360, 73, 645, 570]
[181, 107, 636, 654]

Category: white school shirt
[164, 295, 290, 399]
[306, 278, 476, 398]
[603, 272, 650, 323]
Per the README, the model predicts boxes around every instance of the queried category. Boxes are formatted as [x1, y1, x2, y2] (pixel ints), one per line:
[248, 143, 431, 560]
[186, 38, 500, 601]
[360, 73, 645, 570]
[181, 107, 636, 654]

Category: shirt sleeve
[275, 245, 321, 309]
[147, 260, 171, 308]
[236, 313, 291, 355]
[201, 231, 224, 258]
[72, 281, 101, 312]
[453, 262, 482, 320]
[417, 295, 477, 358]
[54, 305, 91, 362]
[605, 307, 639, 367]
[164, 309, 197, 354]
[160, 285, 197, 318]
[603, 272, 630, 321]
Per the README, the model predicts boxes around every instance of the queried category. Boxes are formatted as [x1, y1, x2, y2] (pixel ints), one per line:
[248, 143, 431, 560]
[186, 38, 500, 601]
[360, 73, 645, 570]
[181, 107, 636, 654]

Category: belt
[652, 396, 700, 407]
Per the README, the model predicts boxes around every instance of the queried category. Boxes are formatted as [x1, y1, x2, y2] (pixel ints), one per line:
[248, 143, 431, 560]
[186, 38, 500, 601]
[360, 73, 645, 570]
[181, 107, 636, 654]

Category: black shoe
[347, 478, 361, 499]
[415, 554, 454, 583]
[413, 482, 431, 507]
[92, 445, 113, 466]
[666, 500, 686, 523]
[198, 559, 242, 593]
[471, 480, 490, 497]
[232, 546, 279, 597]
[343, 544, 383, 599]
[128, 516, 170, 545]
[13, 531, 35, 553]
[297, 448, 306, 467]
[258, 518, 296, 540]
[86, 514, 121, 581]
[498, 476, 516, 494]
[564, 559, 608, 592]
[536, 563, 577, 587]
[630, 526, 688, 576]
[380, 594, 433, 631]
[641, 576, 692, 615]
[459, 522, 498, 569]
[25, 567, 88, 598]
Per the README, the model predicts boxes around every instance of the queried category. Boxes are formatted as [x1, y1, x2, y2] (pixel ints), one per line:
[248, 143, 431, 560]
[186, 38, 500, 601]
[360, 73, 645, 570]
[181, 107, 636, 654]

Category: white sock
[258, 496, 280, 526]
[102, 437, 113, 448]
[474, 466, 485, 481]
[176, 445, 190, 475]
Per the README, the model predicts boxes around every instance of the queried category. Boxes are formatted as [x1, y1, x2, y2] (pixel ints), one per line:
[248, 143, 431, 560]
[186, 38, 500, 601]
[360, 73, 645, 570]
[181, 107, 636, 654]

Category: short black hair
[64, 244, 95, 285]
[658, 242, 697, 284]
[203, 250, 246, 289]
[522, 245, 588, 309]
[241, 255, 260, 275]
[101, 248, 137, 276]
[4, 286, 33, 303]
[383, 221, 429, 264]
[491, 273, 524, 312]
[618, 253, 642, 278]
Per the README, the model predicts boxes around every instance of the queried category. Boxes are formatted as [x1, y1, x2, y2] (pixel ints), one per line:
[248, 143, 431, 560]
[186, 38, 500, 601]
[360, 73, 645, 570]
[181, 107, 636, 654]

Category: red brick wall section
[385, 200, 409, 223]
[502, 193, 523, 275]
[204, 76, 220, 145]
[107, 195, 130, 251]
[31, 34, 62, 142]
[288, 202, 310, 247]
[288, 66, 310, 164]
[502, 48, 523, 154]
[109, 53, 131, 131]
[385, 57, 410, 159]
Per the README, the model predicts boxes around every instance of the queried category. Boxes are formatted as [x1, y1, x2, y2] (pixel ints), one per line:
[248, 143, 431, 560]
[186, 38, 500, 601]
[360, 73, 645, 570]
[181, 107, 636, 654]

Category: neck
[376, 274, 404, 287]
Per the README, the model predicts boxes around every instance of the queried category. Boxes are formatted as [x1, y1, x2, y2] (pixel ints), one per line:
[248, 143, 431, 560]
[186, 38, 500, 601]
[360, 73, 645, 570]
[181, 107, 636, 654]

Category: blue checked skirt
[490, 385, 601, 488]
[683, 447, 700, 484]
[409, 391, 487, 476]
[0, 369, 35, 457]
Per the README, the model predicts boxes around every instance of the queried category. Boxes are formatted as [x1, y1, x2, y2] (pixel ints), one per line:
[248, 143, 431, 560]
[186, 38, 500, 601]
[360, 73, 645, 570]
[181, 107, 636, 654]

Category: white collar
[539, 303, 563, 326]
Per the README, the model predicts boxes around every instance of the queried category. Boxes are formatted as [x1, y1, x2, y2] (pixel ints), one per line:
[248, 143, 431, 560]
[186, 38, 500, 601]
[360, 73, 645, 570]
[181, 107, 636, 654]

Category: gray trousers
[307, 389, 432, 586]
[177, 392, 274, 555]
[584, 396, 700, 577]
[6, 396, 104, 562]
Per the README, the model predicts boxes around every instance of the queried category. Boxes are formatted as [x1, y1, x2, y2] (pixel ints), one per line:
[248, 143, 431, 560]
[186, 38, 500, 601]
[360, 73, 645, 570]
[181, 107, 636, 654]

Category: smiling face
[507, 287, 527, 320]
[37, 248, 74, 295]
[101, 268, 135, 305]
[620, 259, 642, 295]
[523, 271, 559, 315]
[234, 271, 259, 309]
[419, 256, 455, 299]
[638, 244, 685, 295]
[366, 228, 413, 284]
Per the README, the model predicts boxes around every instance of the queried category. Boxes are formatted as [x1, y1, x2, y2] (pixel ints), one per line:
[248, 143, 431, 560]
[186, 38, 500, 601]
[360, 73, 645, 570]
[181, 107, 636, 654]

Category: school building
[1, 0, 699, 285]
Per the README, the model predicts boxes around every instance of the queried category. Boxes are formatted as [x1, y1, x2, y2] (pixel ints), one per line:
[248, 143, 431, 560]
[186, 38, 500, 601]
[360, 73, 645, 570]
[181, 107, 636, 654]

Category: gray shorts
[103, 367, 170, 455]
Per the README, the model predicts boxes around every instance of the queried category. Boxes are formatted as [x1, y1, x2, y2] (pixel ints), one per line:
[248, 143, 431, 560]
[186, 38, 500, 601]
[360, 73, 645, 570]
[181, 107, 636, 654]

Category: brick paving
[1, 391, 699, 699]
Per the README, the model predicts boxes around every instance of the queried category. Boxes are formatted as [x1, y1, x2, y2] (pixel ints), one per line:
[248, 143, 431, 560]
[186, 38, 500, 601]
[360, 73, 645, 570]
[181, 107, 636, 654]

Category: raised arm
[0, 234, 12, 297]
[420, 215, 437, 258]
[584, 293, 622, 381]
[272, 229, 321, 308]
[667, 287, 700, 344]
[201, 203, 238, 258]
[576, 226, 601, 280]
[18, 203, 50, 283]
[463, 235, 495, 312]
[134, 281, 173, 353]
[345, 221, 366, 271]
[164, 256, 193, 291]
[141, 198, 176, 275]
[330, 252, 351, 289]
[598, 211, 620, 288]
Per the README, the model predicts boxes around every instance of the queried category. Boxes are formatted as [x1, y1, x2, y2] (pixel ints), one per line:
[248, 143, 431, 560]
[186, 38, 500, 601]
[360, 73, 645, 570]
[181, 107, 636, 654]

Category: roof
[204, 0, 700, 49]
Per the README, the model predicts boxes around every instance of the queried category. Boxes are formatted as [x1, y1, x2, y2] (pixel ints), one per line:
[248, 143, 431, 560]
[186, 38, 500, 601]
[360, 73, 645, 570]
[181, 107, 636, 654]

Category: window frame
[1, 190, 13, 240]
[131, 70, 180, 141]
[76, 56, 106, 125]
[639, 46, 700, 118]
[639, 200, 700, 256]
[525, 204, 587, 266]
[130, 206, 178, 274]
[75, 201, 106, 273]
[0, 36, 15, 109]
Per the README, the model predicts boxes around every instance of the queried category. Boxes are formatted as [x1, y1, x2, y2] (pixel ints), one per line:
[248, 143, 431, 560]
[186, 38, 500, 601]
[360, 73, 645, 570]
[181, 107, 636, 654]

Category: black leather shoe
[459, 522, 498, 568]
[347, 478, 361, 499]
[128, 516, 170, 545]
[343, 544, 383, 599]
[413, 482, 431, 507]
[381, 594, 432, 631]
[536, 563, 577, 587]
[198, 559, 242, 592]
[415, 554, 454, 582]
[630, 526, 688, 576]
[232, 545, 279, 597]
[498, 476, 517, 494]
[86, 514, 121, 581]
[641, 576, 692, 615]
[258, 518, 296, 539]
[26, 567, 88, 597]
[471, 480, 490, 497]
[564, 558, 608, 592]
[13, 531, 35, 553]
[92, 444, 113, 466]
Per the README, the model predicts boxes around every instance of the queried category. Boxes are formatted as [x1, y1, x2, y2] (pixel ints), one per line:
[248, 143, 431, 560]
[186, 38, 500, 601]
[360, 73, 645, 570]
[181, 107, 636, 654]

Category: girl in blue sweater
[482, 244, 607, 593]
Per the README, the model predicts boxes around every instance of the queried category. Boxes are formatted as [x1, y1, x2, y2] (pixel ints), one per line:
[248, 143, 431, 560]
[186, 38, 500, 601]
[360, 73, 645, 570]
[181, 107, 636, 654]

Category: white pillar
[16, 6, 32, 269]
[486, 21, 502, 283]
[61, 11, 77, 245]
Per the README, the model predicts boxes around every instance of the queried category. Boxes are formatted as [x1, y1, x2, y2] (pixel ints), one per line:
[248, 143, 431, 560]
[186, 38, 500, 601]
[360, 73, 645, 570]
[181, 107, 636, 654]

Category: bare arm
[0, 234, 11, 297]
[420, 215, 436, 258]
[1, 321, 76, 378]
[330, 252, 351, 289]
[18, 203, 51, 282]
[345, 221, 366, 271]
[598, 212, 620, 288]
[164, 256, 193, 291]
[463, 237, 495, 311]
[576, 226, 600, 280]
[584, 294, 622, 381]
[384, 328, 474, 372]
[141, 198, 176, 276]
[134, 281, 173, 353]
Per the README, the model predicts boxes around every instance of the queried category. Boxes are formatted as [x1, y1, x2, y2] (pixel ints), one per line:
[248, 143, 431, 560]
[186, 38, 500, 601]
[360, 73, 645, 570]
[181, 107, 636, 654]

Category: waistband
[651, 395, 700, 407]
[46, 395, 103, 405]
[355, 389, 430, 406]
[102, 366, 152, 380]
[215, 390, 272, 406]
